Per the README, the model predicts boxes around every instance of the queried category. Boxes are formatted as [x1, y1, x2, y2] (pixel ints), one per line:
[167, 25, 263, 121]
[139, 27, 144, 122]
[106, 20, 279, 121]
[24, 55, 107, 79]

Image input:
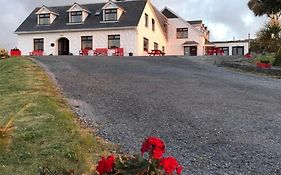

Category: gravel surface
[34, 56, 281, 174]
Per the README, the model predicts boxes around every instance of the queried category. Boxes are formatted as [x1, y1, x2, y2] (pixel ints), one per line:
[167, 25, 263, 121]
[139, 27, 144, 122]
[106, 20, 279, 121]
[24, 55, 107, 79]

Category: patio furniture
[148, 50, 165, 56]
[79, 48, 91, 56]
[207, 48, 224, 55]
[29, 50, 44, 56]
[10, 49, 21, 56]
[113, 48, 124, 56]
[94, 48, 108, 56]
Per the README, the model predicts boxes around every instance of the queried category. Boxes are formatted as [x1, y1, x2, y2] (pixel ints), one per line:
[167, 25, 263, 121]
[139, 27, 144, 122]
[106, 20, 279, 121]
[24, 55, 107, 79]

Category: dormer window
[70, 11, 82, 23]
[67, 3, 90, 24]
[104, 9, 117, 21]
[36, 6, 59, 25]
[39, 14, 50, 25]
[101, 1, 124, 22]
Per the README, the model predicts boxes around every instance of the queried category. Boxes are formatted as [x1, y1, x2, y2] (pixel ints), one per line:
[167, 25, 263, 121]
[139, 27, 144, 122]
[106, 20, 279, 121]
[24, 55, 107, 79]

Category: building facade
[15, 0, 249, 56]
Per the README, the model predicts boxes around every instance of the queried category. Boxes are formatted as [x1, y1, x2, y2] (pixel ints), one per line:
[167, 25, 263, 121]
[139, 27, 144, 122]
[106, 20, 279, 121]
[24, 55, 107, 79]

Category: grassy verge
[0, 57, 111, 175]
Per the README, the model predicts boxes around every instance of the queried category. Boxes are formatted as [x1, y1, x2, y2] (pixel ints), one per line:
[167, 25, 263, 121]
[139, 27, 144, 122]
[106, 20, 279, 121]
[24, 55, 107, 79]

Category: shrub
[273, 48, 281, 66]
[95, 137, 183, 175]
[0, 48, 9, 59]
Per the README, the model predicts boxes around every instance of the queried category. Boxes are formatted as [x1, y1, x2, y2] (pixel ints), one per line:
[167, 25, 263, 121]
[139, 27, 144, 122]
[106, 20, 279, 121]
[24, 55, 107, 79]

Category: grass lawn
[0, 57, 111, 175]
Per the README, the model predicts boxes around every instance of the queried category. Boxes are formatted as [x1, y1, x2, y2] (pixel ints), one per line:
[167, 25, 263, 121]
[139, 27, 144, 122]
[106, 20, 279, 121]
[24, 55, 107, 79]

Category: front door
[184, 46, 197, 56]
[58, 38, 69, 55]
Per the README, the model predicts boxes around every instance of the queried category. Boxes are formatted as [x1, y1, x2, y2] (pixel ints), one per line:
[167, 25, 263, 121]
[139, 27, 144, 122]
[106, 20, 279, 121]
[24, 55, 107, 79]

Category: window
[81, 36, 93, 50]
[232, 46, 244, 56]
[152, 19, 155, 31]
[144, 37, 149, 51]
[145, 13, 148, 27]
[164, 23, 168, 34]
[108, 35, 120, 49]
[219, 47, 229, 55]
[154, 42, 158, 50]
[177, 28, 188, 39]
[162, 46, 165, 53]
[70, 11, 82, 23]
[104, 9, 117, 21]
[34, 38, 44, 51]
[39, 14, 50, 25]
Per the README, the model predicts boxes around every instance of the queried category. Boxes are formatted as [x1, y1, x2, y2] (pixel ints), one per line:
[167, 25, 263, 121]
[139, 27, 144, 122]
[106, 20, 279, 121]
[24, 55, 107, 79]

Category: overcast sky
[0, 0, 267, 49]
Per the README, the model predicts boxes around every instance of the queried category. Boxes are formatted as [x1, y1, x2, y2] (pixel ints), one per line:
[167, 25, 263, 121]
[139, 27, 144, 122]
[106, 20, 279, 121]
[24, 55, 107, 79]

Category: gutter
[15, 26, 137, 34]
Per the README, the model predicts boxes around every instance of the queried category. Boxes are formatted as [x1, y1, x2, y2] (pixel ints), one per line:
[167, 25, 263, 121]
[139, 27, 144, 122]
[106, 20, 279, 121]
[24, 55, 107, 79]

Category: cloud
[0, 0, 267, 49]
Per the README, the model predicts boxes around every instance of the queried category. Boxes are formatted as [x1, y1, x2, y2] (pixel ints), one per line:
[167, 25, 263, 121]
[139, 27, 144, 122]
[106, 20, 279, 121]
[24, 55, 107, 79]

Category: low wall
[220, 61, 281, 77]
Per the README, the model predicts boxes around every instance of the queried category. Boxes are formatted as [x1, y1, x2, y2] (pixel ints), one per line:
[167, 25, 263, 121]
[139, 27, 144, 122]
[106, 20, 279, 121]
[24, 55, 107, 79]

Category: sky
[0, 0, 267, 49]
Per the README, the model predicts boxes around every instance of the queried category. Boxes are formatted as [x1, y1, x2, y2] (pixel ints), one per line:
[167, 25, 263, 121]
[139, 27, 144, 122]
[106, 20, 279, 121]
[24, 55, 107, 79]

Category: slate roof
[161, 8, 178, 18]
[182, 41, 199, 45]
[187, 20, 203, 25]
[15, 0, 147, 33]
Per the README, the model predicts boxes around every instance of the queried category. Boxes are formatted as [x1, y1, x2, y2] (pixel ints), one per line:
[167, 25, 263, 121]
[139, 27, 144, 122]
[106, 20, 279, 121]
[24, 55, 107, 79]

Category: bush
[273, 48, 281, 66]
[95, 137, 183, 175]
[0, 48, 9, 59]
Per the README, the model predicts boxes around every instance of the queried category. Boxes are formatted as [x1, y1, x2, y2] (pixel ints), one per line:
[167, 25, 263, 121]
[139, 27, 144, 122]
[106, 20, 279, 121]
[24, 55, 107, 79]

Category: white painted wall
[214, 41, 249, 55]
[136, 2, 167, 56]
[166, 18, 205, 56]
[17, 28, 138, 56]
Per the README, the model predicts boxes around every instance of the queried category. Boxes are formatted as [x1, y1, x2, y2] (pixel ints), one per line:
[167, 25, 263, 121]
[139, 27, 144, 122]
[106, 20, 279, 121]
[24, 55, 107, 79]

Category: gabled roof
[150, 4, 168, 39]
[15, 0, 147, 33]
[102, 0, 124, 11]
[161, 8, 178, 18]
[35, 5, 59, 16]
[67, 3, 91, 13]
[187, 20, 203, 25]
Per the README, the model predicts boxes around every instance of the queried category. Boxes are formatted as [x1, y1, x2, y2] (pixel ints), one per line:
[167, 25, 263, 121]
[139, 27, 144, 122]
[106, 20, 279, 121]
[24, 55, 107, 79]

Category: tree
[248, 0, 281, 20]
[256, 22, 281, 53]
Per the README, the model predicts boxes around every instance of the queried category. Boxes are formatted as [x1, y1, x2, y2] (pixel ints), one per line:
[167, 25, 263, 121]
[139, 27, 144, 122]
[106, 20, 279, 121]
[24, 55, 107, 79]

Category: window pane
[105, 9, 117, 21]
[81, 36, 93, 49]
[154, 42, 158, 50]
[108, 35, 120, 49]
[152, 19, 155, 31]
[144, 38, 149, 51]
[34, 38, 44, 51]
[70, 11, 82, 23]
[177, 28, 188, 38]
[39, 14, 50, 25]
[145, 14, 148, 27]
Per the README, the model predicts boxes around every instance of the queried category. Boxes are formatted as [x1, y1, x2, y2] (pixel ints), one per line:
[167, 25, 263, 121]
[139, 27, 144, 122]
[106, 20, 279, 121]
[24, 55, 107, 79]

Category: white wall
[214, 42, 249, 55]
[17, 28, 138, 56]
[136, 2, 167, 56]
[166, 18, 205, 56]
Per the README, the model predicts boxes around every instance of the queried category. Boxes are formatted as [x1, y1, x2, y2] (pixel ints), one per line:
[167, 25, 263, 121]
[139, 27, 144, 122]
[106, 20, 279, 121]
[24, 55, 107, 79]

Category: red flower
[96, 155, 115, 175]
[141, 137, 165, 159]
[160, 157, 183, 175]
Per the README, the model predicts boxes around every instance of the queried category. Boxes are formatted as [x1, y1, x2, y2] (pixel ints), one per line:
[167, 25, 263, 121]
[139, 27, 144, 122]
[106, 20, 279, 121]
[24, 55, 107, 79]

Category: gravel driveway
[34, 56, 281, 174]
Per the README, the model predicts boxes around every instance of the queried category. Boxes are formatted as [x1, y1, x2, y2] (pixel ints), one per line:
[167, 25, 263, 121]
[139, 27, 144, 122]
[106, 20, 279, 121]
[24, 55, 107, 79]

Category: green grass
[0, 57, 112, 175]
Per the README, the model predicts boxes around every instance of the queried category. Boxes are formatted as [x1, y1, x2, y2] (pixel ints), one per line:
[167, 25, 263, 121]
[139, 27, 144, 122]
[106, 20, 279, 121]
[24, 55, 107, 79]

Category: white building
[15, 0, 249, 56]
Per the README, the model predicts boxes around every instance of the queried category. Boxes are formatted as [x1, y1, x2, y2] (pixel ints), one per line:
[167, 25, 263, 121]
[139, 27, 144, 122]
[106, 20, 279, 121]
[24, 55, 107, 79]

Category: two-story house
[15, 0, 249, 56]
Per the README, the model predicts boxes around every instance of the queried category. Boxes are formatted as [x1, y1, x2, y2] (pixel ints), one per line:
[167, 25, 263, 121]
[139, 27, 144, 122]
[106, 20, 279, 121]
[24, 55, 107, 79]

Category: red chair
[114, 48, 124, 56]
[94, 48, 108, 56]
[29, 50, 44, 56]
[79, 49, 90, 56]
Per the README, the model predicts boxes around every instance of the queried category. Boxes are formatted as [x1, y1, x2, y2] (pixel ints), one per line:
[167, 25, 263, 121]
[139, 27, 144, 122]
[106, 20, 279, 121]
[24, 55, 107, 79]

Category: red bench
[79, 48, 92, 56]
[94, 48, 108, 56]
[29, 50, 44, 56]
[113, 48, 124, 56]
[148, 50, 165, 56]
